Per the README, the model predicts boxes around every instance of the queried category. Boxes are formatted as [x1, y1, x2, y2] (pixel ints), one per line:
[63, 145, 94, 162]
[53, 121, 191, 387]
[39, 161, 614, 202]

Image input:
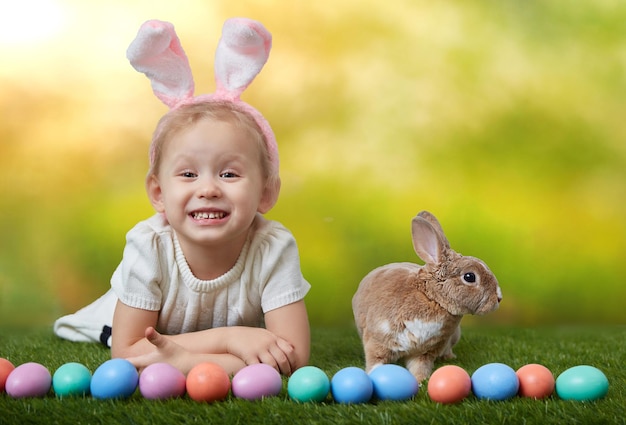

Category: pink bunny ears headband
[126, 17, 278, 176]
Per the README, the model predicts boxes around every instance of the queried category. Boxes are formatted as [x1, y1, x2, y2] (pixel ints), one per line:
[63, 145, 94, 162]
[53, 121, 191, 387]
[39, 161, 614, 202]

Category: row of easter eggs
[0, 357, 609, 403]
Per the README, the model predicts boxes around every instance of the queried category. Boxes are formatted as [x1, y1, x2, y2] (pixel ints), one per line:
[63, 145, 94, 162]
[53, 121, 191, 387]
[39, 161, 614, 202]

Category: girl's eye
[181, 171, 196, 178]
[220, 171, 238, 178]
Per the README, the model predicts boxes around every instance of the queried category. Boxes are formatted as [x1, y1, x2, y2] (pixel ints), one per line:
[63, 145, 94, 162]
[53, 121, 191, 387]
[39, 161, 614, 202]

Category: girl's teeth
[193, 212, 225, 219]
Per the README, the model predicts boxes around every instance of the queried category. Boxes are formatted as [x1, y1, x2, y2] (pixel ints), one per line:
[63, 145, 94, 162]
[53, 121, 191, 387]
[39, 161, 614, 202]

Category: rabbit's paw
[406, 356, 435, 382]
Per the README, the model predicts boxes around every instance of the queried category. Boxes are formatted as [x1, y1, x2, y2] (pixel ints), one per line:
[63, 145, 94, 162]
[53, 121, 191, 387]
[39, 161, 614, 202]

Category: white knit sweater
[110, 213, 310, 335]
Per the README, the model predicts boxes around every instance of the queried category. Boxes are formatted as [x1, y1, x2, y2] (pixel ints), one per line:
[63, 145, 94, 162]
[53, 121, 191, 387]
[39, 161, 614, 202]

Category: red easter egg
[516, 364, 555, 399]
[186, 362, 231, 402]
[0, 358, 16, 393]
[427, 365, 472, 404]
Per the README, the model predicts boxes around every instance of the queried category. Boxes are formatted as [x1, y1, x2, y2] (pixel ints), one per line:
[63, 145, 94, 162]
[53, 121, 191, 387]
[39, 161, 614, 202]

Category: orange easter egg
[0, 358, 16, 393]
[516, 364, 555, 399]
[186, 362, 231, 402]
[427, 365, 472, 404]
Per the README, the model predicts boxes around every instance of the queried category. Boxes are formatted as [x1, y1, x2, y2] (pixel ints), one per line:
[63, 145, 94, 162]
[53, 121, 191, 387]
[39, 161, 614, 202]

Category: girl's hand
[125, 327, 195, 374]
[225, 327, 296, 375]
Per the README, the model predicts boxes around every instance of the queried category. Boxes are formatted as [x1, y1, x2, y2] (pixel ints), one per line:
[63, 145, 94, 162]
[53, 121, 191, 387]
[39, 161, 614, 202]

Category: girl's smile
[190, 209, 228, 221]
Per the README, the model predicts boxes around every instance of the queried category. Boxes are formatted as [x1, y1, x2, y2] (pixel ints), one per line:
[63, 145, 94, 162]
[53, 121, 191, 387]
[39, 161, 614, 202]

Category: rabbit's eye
[463, 272, 476, 283]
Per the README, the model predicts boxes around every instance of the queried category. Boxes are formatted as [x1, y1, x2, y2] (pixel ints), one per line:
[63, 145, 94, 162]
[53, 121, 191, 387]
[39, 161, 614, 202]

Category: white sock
[53, 289, 117, 348]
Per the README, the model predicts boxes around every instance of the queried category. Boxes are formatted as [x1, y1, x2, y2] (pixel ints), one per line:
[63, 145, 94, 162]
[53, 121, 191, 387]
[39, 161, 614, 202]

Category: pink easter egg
[139, 362, 186, 399]
[6, 362, 52, 398]
[231, 364, 282, 400]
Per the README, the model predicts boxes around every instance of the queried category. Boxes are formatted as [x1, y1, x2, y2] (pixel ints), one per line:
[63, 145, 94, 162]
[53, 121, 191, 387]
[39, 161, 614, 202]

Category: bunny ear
[411, 211, 451, 265]
[127, 20, 195, 108]
[213, 18, 272, 100]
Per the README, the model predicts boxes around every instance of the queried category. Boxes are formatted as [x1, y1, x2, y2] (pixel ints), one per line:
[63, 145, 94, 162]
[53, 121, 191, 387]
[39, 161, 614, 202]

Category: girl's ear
[257, 176, 281, 214]
[146, 174, 165, 213]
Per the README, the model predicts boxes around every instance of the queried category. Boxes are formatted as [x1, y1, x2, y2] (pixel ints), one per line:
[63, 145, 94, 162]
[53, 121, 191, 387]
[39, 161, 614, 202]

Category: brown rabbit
[352, 211, 502, 382]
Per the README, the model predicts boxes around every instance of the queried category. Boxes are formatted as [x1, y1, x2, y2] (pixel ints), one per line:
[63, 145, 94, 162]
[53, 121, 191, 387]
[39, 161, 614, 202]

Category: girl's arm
[111, 300, 308, 375]
[263, 300, 310, 372]
[111, 300, 246, 374]
[110, 300, 159, 359]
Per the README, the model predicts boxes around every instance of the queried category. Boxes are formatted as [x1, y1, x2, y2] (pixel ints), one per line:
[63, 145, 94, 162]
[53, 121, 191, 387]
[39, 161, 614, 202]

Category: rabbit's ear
[411, 211, 451, 264]
[127, 20, 195, 108]
[213, 17, 272, 101]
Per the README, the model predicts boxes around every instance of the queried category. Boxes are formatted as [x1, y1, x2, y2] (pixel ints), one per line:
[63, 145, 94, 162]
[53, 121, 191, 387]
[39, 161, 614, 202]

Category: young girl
[54, 18, 310, 376]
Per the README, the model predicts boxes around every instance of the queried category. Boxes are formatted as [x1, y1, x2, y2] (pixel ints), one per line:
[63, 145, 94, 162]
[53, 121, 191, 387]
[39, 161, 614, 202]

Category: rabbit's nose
[496, 286, 503, 303]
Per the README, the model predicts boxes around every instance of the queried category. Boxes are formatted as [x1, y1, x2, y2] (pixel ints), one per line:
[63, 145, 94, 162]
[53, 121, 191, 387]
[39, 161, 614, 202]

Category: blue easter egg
[556, 365, 609, 401]
[369, 364, 419, 401]
[287, 366, 330, 402]
[471, 363, 519, 401]
[90, 359, 138, 399]
[331, 367, 373, 404]
[53, 362, 92, 397]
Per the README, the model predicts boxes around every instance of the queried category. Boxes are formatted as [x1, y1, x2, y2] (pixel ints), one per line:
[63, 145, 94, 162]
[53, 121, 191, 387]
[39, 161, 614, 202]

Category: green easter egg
[288, 366, 330, 402]
[53, 362, 92, 397]
[556, 365, 608, 401]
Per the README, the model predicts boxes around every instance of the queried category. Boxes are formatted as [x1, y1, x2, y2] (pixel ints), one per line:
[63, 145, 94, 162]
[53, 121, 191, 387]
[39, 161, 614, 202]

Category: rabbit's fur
[352, 211, 502, 382]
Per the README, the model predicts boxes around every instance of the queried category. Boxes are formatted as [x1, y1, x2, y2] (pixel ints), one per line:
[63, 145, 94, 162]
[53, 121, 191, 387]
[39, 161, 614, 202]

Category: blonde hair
[150, 101, 270, 174]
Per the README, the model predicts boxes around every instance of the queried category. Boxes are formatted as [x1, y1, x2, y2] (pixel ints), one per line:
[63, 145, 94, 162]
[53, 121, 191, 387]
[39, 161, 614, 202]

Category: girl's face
[147, 118, 273, 253]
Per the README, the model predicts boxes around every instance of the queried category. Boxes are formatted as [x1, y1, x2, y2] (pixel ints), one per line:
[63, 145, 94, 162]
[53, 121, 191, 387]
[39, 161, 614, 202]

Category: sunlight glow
[0, 0, 65, 47]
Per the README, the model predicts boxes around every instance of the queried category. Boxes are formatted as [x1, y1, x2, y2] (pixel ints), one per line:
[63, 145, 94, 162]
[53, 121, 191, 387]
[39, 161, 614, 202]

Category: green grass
[1, 326, 624, 424]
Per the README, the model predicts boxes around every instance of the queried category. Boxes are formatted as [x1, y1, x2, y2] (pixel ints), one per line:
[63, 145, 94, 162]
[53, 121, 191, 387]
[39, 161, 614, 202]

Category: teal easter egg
[556, 365, 608, 401]
[53, 362, 92, 397]
[287, 366, 330, 402]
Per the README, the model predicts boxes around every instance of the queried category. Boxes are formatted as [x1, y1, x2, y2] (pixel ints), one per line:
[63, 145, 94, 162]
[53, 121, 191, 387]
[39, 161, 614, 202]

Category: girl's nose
[197, 178, 221, 198]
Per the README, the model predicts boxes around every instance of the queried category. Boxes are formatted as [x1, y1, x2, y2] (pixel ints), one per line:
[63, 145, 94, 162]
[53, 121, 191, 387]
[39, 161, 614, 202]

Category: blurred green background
[1, 0, 624, 328]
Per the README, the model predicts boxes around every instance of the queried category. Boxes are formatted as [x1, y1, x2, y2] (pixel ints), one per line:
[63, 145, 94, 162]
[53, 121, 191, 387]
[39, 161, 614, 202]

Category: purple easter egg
[139, 362, 186, 399]
[231, 364, 282, 400]
[6, 362, 52, 398]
